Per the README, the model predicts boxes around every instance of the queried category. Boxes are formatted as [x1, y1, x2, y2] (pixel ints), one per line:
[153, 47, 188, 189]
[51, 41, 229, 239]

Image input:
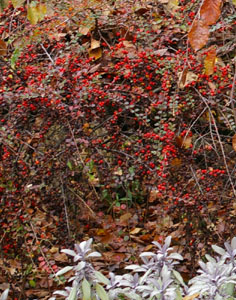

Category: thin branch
[40, 43, 55, 65]
[60, 175, 71, 239]
[68, 187, 96, 219]
[229, 60, 236, 126]
[195, 89, 236, 196]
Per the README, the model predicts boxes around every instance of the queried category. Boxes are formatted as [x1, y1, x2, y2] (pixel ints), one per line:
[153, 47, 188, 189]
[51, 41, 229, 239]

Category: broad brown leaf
[188, 19, 209, 51]
[0, 40, 7, 56]
[200, 0, 222, 26]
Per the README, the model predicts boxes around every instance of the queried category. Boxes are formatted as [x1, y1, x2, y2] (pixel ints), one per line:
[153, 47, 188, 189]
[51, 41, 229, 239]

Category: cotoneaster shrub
[1, 0, 236, 281]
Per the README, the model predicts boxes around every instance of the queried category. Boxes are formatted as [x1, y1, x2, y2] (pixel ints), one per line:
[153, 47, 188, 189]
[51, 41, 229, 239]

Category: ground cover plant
[1, 0, 236, 298]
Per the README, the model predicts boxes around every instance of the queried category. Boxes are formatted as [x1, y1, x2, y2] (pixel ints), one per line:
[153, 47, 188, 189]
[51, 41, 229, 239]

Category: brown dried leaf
[178, 69, 198, 89]
[175, 135, 192, 149]
[148, 188, 159, 203]
[90, 39, 100, 50]
[120, 212, 132, 225]
[188, 19, 209, 51]
[204, 46, 216, 75]
[0, 39, 7, 56]
[232, 133, 236, 152]
[200, 0, 222, 26]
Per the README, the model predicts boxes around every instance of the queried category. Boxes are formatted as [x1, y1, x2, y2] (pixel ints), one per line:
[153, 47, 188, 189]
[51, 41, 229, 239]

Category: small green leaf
[96, 283, 109, 300]
[11, 48, 21, 69]
[67, 161, 73, 170]
[82, 278, 91, 300]
[29, 280, 36, 288]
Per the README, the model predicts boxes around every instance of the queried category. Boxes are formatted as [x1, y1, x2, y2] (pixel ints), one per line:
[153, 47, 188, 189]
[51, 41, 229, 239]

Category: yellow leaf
[183, 294, 200, 300]
[37, 4, 47, 22]
[12, 0, 25, 8]
[27, 4, 47, 25]
[233, 0, 236, 6]
[88, 47, 102, 60]
[204, 46, 216, 75]
[27, 5, 39, 25]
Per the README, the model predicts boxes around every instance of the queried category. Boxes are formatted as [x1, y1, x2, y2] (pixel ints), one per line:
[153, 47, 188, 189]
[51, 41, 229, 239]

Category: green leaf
[11, 48, 21, 69]
[95, 283, 109, 300]
[67, 161, 73, 170]
[29, 280, 36, 288]
[68, 285, 77, 300]
[82, 278, 91, 300]
[12, 0, 25, 8]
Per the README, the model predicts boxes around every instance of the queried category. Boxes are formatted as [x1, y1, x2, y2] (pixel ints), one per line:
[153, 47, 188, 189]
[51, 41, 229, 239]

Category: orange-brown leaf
[200, 0, 222, 26]
[0, 39, 7, 56]
[232, 134, 236, 152]
[188, 19, 209, 51]
[204, 46, 216, 75]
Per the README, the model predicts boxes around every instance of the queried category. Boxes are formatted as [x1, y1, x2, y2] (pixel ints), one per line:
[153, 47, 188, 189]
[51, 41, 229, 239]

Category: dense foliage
[1, 0, 236, 298]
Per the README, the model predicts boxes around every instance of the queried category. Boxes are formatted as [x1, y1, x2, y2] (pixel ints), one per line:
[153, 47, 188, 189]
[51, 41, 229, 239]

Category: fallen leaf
[119, 213, 132, 225]
[200, 0, 222, 26]
[90, 39, 100, 50]
[0, 39, 7, 56]
[178, 69, 198, 89]
[130, 227, 142, 235]
[88, 47, 102, 60]
[204, 46, 216, 75]
[188, 19, 209, 51]
[176, 135, 192, 149]
[232, 134, 236, 152]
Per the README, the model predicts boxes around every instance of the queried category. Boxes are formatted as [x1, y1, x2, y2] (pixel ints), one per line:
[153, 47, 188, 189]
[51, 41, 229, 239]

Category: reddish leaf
[188, 19, 209, 51]
[200, 0, 222, 26]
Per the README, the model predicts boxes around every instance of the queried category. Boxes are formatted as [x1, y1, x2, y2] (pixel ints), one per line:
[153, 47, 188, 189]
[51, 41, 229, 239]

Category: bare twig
[40, 43, 55, 65]
[195, 89, 236, 196]
[30, 222, 61, 282]
[60, 175, 71, 239]
[68, 187, 96, 219]
[67, 121, 100, 200]
[229, 60, 236, 126]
